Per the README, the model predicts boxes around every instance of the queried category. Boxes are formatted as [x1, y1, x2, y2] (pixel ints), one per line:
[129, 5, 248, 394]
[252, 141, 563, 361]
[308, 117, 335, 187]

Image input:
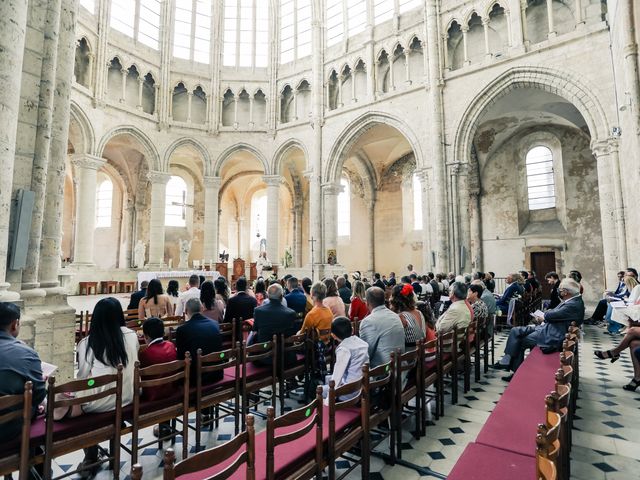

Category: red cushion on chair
[29, 411, 116, 446]
[177, 405, 361, 480]
[476, 347, 557, 457]
[447, 443, 535, 480]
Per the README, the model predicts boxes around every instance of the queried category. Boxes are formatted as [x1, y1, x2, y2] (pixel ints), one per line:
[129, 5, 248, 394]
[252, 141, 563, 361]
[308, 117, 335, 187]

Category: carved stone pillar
[203, 176, 222, 263]
[264, 175, 282, 264]
[71, 155, 106, 266]
[322, 183, 342, 262]
[147, 171, 171, 268]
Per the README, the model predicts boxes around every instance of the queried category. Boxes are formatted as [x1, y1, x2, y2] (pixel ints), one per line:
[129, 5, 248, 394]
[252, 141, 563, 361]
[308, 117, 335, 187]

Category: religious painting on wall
[327, 249, 337, 265]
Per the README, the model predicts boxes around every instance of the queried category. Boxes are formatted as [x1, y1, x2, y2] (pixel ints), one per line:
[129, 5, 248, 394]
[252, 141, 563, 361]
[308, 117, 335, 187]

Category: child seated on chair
[322, 316, 369, 403]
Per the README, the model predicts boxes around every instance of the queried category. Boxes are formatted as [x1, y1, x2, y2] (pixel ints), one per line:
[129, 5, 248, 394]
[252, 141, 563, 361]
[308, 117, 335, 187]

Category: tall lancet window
[525, 146, 556, 210]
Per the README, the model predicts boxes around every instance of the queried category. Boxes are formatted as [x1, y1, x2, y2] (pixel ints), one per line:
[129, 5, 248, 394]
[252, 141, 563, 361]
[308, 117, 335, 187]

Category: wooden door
[531, 252, 556, 299]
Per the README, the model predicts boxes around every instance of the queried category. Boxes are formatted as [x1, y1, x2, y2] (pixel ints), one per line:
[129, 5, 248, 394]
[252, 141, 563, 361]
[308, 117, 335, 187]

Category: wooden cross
[171, 191, 194, 220]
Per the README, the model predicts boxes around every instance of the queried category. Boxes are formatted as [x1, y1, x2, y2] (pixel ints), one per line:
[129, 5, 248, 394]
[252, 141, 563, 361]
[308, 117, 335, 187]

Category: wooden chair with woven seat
[326, 378, 366, 480]
[361, 360, 394, 470]
[240, 336, 278, 432]
[41, 367, 124, 480]
[265, 386, 324, 480]
[192, 345, 241, 449]
[0, 381, 33, 480]
[162, 415, 256, 480]
[420, 337, 440, 434]
[125, 354, 191, 465]
[278, 332, 310, 415]
[393, 345, 422, 461]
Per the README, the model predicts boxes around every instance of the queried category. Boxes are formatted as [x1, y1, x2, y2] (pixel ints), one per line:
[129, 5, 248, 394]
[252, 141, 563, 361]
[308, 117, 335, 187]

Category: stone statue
[134, 240, 146, 269]
[256, 251, 273, 278]
[178, 238, 191, 269]
[282, 246, 292, 269]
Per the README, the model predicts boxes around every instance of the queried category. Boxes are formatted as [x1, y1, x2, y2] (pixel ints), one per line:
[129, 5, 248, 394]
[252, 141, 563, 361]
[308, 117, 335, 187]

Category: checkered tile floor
[12, 325, 640, 479]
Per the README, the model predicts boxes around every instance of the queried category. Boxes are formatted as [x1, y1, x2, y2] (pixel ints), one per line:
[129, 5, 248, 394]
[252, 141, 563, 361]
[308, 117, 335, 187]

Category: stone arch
[96, 125, 162, 171]
[163, 137, 212, 175]
[325, 111, 425, 183]
[69, 100, 95, 154]
[453, 66, 610, 187]
[271, 138, 310, 175]
[212, 143, 269, 177]
[483, 0, 510, 17]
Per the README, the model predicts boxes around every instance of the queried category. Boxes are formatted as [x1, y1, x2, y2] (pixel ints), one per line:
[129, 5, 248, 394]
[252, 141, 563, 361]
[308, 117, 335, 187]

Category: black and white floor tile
[14, 318, 640, 479]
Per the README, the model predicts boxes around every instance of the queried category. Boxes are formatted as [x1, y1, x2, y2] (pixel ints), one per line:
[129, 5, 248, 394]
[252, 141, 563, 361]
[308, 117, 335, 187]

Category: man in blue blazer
[496, 273, 524, 312]
[493, 278, 584, 378]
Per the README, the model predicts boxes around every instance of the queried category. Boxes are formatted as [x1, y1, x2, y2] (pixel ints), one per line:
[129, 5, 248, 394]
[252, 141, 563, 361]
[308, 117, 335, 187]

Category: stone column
[71, 155, 106, 266]
[404, 51, 411, 85]
[0, 0, 29, 300]
[425, 0, 450, 272]
[22, 0, 62, 290]
[187, 91, 193, 123]
[482, 18, 492, 59]
[457, 164, 472, 273]
[120, 68, 127, 102]
[449, 164, 461, 272]
[461, 26, 470, 66]
[203, 176, 221, 262]
[293, 205, 303, 267]
[469, 189, 482, 271]
[607, 138, 628, 267]
[575, 0, 583, 25]
[417, 169, 432, 273]
[592, 140, 623, 283]
[442, 34, 450, 71]
[249, 96, 254, 126]
[147, 171, 170, 268]
[546, 0, 556, 38]
[237, 216, 246, 261]
[337, 75, 344, 107]
[389, 56, 396, 90]
[40, 0, 81, 289]
[136, 77, 144, 110]
[365, 39, 375, 99]
[322, 183, 342, 262]
[367, 199, 375, 274]
[264, 175, 281, 264]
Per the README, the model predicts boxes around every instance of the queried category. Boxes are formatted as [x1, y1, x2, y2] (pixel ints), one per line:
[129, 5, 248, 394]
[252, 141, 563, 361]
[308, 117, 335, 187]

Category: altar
[137, 270, 220, 286]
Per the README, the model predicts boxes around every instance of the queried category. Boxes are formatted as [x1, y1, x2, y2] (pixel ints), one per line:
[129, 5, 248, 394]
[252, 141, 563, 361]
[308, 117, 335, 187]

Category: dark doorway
[531, 252, 556, 299]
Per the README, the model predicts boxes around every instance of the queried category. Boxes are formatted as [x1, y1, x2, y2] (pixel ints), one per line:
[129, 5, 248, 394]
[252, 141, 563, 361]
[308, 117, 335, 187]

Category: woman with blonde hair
[349, 280, 369, 322]
[322, 277, 346, 317]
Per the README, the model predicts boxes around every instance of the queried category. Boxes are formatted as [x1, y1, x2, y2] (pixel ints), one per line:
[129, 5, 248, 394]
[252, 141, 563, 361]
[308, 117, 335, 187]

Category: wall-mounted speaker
[9, 189, 35, 270]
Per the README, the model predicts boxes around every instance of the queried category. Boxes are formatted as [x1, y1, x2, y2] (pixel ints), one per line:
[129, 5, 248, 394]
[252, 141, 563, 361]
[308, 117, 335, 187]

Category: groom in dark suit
[493, 278, 584, 378]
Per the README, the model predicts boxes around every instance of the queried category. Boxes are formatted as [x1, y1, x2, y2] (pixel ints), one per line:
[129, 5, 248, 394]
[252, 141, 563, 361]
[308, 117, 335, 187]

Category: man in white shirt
[175, 274, 201, 317]
[322, 316, 369, 402]
[435, 282, 472, 334]
[359, 287, 405, 368]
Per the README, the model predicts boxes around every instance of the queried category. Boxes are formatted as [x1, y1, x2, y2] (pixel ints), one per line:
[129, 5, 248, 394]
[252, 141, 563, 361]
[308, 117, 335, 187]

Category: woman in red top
[348, 280, 369, 323]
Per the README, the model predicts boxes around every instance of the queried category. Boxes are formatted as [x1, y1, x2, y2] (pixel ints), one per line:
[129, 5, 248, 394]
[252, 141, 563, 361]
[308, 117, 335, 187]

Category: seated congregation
[0, 267, 586, 480]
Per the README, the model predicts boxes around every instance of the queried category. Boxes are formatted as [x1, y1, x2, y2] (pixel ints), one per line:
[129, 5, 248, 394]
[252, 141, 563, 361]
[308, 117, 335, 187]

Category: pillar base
[0, 283, 20, 302]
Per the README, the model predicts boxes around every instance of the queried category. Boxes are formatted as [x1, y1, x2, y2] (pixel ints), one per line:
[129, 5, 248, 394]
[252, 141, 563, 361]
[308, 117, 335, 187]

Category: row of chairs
[4, 311, 495, 480]
[447, 324, 580, 480]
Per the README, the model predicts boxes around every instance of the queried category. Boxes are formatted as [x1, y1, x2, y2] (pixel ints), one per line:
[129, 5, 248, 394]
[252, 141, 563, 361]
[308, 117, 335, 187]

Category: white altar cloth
[137, 270, 220, 285]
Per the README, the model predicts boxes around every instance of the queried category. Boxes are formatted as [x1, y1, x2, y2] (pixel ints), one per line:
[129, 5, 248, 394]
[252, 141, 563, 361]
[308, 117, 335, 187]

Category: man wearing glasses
[492, 278, 584, 381]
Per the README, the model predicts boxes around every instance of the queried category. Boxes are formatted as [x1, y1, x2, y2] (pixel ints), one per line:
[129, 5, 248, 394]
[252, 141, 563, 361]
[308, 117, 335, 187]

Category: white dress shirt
[322, 335, 369, 403]
[175, 287, 201, 316]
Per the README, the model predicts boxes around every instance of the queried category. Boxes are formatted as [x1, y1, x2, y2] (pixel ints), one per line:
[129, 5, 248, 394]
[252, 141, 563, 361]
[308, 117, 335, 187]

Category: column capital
[262, 175, 282, 187]
[449, 163, 462, 176]
[147, 170, 171, 184]
[591, 139, 611, 157]
[461, 25, 469, 34]
[322, 182, 343, 195]
[415, 168, 431, 185]
[203, 176, 222, 188]
[70, 153, 105, 170]
[481, 17, 490, 26]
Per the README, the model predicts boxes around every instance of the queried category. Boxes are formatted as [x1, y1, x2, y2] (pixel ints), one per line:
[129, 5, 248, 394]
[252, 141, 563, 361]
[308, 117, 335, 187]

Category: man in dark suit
[372, 273, 385, 290]
[545, 272, 561, 310]
[253, 284, 297, 366]
[496, 273, 524, 312]
[176, 298, 223, 383]
[127, 280, 148, 310]
[224, 276, 257, 340]
[284, 277, 307, 318]
[494, 279, 584, 379]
